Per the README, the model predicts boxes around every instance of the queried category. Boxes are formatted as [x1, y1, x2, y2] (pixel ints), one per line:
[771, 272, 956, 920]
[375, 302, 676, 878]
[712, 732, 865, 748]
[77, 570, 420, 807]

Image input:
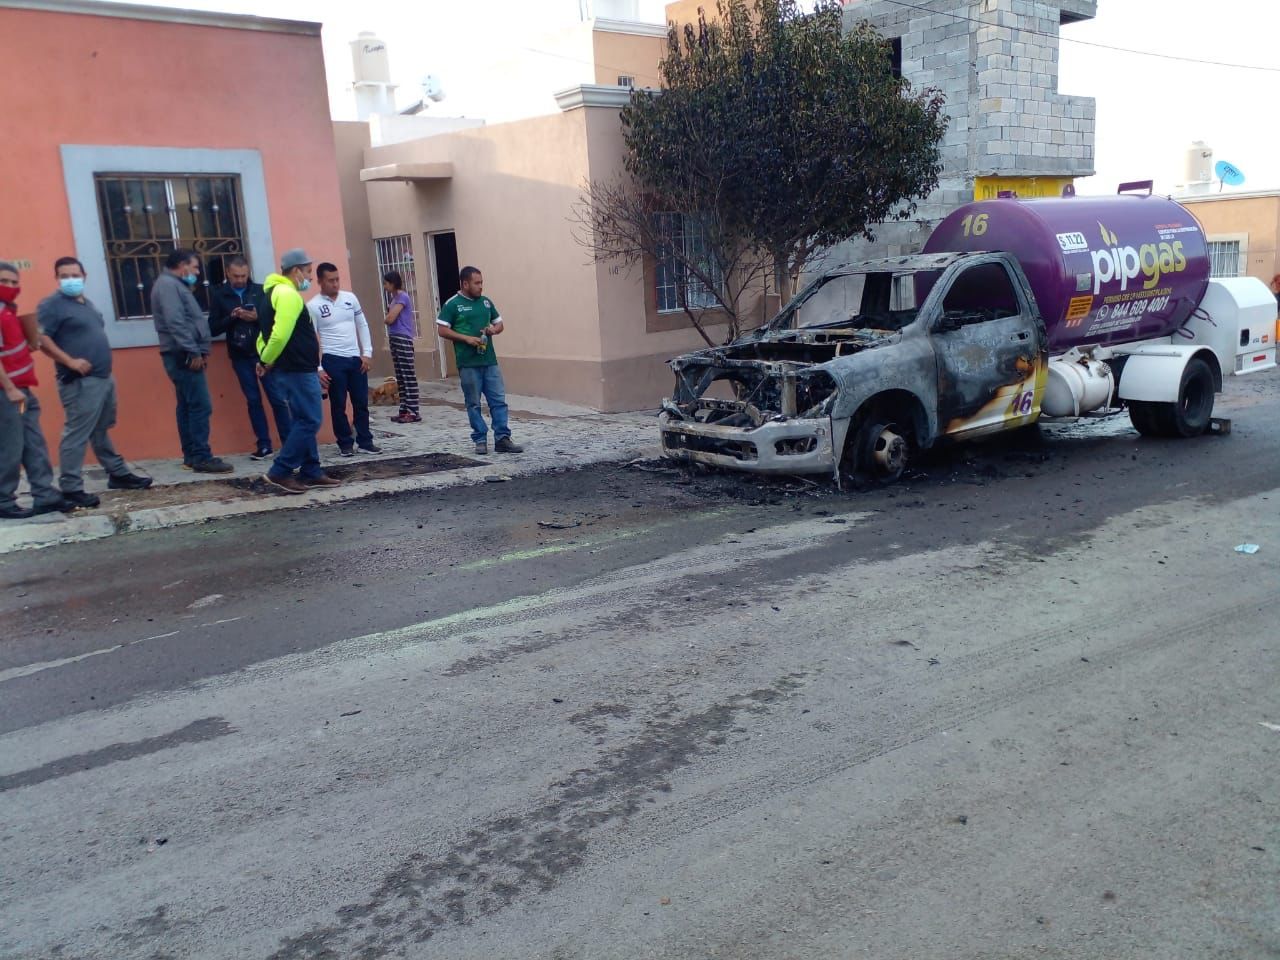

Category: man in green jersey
[436, 266, 524, 455]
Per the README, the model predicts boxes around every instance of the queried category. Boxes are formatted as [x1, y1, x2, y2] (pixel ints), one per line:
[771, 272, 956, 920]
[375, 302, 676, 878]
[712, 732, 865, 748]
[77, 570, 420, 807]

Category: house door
[428, 231, 459, 377]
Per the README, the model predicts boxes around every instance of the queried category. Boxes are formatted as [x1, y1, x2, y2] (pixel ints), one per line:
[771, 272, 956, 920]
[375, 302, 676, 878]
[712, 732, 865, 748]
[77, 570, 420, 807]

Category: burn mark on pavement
[0, 717, 234, 793]
[269, 674, 806, 959]
[568, 703, 632, 740]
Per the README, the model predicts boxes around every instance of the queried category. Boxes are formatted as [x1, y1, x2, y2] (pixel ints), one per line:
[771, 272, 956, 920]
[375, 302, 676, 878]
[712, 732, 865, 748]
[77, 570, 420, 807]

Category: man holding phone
[209, 256, 291, 459]
[152, 249, 233, 473]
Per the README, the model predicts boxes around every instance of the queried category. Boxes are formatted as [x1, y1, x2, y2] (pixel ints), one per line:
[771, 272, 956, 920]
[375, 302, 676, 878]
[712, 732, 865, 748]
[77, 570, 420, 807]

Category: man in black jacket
[208, 256, 291, 460]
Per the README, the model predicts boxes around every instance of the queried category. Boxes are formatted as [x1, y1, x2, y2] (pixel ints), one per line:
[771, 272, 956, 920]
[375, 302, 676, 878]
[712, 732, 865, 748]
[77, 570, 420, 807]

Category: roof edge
[555, 84, 635, 112]
[1177, 189, 1280, 203]
[0, 0, 321, 36]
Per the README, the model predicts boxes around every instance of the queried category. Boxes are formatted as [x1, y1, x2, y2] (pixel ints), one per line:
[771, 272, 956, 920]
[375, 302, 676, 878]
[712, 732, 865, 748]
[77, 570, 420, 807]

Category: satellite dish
[1215, 160, 1246, 190]
[421, 74, 445, 103]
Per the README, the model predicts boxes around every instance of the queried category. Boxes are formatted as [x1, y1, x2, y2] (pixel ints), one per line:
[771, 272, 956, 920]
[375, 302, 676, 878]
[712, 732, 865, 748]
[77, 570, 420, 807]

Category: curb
[0, 443, 662, 555]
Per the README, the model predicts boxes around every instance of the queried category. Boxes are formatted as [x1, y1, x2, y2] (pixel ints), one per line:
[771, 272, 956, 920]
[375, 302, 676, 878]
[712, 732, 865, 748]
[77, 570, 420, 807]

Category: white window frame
[374, 234, 422, 339]
[61, 145, 274, 349]
[654, 212, 724, 313]
[1206, 233, 1248, 279]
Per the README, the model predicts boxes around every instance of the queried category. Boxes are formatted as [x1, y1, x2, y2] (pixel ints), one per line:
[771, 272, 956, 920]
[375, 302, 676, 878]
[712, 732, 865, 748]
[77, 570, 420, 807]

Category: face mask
[59, 277, 85, 297]
[298, 279, 312, 292]
[0, 284, 19, 303]
[183, 274, 199, 287]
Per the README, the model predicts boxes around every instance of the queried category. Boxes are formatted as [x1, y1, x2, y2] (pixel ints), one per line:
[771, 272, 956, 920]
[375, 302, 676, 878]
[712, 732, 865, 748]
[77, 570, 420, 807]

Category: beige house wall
[332, 120, 395, 379]
[591, 30, 665, 88]
[342, 3, 774, 413]
[1183, 193, 1280, 287]
[356, 102, 778, 412]
[364, 110, 611, 407]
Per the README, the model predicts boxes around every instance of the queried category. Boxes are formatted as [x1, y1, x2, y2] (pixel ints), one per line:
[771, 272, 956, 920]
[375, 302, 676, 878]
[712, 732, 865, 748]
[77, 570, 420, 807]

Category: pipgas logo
[1091, 222, 1187, 294]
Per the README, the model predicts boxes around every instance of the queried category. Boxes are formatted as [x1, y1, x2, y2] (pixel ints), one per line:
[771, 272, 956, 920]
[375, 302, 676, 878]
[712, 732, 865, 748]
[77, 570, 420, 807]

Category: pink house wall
[0, 5, 349, 460]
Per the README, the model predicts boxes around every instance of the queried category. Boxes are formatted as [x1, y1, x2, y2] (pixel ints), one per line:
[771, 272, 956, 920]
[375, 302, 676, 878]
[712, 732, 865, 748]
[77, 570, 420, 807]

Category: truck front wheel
[848, 420, 909, 484]
[1128, 357, 1215, 438]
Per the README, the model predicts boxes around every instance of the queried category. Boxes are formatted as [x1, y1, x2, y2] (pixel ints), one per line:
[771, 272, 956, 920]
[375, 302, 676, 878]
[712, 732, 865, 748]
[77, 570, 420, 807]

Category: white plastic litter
[1234, 543, 1260, 555]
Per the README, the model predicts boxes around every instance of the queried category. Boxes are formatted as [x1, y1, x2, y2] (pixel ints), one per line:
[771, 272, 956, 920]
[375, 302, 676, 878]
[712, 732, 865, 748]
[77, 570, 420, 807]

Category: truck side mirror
[938, 312, 964, 332]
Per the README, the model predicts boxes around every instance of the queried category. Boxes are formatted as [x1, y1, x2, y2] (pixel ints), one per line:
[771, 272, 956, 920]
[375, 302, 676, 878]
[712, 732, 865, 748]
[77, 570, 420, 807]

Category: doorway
[428, 231, 459, 377]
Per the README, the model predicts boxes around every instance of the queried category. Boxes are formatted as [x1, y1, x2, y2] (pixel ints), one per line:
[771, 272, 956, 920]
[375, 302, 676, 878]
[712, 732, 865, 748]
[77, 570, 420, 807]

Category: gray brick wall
[821, 0, 1097, 267]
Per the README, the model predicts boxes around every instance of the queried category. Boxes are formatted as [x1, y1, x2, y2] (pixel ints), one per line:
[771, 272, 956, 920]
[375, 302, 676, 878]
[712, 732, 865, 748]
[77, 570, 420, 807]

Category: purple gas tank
[922, 192, 1210, 352]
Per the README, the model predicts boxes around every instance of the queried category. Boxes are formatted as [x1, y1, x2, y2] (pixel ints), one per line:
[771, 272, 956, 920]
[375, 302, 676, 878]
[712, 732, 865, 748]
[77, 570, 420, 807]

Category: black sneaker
[494, 437, 524, 454]
[191, 458, 234, 474]
[250, 447, 274, 461]
[357, 443, 382, 454]
[62, 491, 101, 509]
[0, 505, 34, 520]
[338, 445, 355, 458]
[108, 472, 153, 490]
[32, 497, 74, 515]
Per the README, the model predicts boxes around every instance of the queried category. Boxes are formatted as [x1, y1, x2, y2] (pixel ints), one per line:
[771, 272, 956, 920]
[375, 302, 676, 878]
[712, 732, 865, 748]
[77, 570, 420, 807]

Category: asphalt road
[2, 373, 1278, 960]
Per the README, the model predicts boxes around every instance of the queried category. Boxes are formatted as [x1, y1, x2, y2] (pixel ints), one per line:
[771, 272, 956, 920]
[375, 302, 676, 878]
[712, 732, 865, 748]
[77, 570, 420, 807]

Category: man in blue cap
[257, 248, 340, 495]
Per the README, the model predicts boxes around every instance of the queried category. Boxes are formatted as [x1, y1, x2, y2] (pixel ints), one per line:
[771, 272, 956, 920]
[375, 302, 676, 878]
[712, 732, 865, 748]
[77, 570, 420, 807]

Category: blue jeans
[231, 354, 292, 450]
[269, 370, 324, 480]
[458, 364, 510, 444]
[161, 353, 213, 465]
[321, 354, 372, 449]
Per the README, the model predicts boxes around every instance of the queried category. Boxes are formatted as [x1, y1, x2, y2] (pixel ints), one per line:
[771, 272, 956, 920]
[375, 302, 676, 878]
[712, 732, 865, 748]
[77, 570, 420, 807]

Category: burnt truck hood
[670, 326, 898, 370]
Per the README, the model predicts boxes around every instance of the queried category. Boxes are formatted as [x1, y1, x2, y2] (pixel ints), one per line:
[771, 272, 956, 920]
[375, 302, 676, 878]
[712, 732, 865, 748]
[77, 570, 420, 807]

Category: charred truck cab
[660, 251, 1049, 482]
[660, 190, 1278, 483]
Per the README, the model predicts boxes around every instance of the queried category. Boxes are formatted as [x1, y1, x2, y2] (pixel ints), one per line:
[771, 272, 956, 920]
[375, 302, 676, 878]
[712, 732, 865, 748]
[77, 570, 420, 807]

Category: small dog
[370, 378, 399, 406]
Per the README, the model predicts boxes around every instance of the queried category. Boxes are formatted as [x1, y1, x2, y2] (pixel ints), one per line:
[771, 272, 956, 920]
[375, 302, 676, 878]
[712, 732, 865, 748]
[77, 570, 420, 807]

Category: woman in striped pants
[381, 271, 420, 423]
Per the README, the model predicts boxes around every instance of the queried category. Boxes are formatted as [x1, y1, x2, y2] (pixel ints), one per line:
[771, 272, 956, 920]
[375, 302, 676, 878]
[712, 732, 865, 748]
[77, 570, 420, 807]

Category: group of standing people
[149, 246, 345, 494]
[2, 250, 524, 518]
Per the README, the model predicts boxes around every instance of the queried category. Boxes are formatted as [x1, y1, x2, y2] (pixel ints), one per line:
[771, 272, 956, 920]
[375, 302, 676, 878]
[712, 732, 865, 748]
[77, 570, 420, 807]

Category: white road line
[0, 617, 239, 685]
[0, 631, 180, 684]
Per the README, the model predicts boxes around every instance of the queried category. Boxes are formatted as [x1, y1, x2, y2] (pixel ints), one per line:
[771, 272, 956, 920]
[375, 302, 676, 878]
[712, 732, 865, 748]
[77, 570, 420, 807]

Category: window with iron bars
[654, 213, 723, 312]
[94, 174, 246, 319]
[374, 235, 422, 337]
[1206, 240, 1242, 278]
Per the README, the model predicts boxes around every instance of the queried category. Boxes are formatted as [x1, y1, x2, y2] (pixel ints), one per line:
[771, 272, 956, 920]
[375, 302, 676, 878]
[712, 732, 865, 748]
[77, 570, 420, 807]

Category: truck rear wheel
[1127, 400, 1162, 436]
[1129, 357, 1215, 438]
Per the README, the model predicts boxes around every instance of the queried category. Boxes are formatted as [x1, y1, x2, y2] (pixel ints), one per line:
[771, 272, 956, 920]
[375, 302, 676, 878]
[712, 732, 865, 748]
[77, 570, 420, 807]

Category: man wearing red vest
[0, 261, 70, 519]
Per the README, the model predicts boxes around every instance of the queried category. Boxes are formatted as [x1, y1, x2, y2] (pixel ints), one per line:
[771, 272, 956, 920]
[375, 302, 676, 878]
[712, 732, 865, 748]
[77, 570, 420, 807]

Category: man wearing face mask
[256, 248, 340, 494]
[0, 261, 72, 519]
[152, 249, 232, 473]
[208, 255, 291, 460]
[37, 256, 153, 508]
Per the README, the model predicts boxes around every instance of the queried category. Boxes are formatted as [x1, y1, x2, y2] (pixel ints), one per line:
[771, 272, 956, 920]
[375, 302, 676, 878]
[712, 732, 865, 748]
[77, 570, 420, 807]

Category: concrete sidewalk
[0, 381, 660, 554]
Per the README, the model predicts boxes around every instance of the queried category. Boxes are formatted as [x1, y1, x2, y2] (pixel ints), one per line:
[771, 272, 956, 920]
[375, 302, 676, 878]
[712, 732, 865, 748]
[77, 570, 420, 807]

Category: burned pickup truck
[660, 191, 1278, 483]
[660, 251, 1046, 482]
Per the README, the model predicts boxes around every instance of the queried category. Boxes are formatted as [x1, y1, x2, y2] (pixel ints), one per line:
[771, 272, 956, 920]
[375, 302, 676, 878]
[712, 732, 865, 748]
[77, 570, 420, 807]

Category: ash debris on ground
[622, 425, 1069, 505]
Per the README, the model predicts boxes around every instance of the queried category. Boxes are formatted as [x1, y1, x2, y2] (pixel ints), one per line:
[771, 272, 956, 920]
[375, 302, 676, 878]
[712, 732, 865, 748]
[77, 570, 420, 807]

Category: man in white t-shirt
[307, 263, 379, 456]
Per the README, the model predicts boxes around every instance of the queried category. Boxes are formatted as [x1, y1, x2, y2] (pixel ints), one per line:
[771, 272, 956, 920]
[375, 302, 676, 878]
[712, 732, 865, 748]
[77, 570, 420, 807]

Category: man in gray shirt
[37, 256, 153, 509]
[151, 249, 232, 473]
